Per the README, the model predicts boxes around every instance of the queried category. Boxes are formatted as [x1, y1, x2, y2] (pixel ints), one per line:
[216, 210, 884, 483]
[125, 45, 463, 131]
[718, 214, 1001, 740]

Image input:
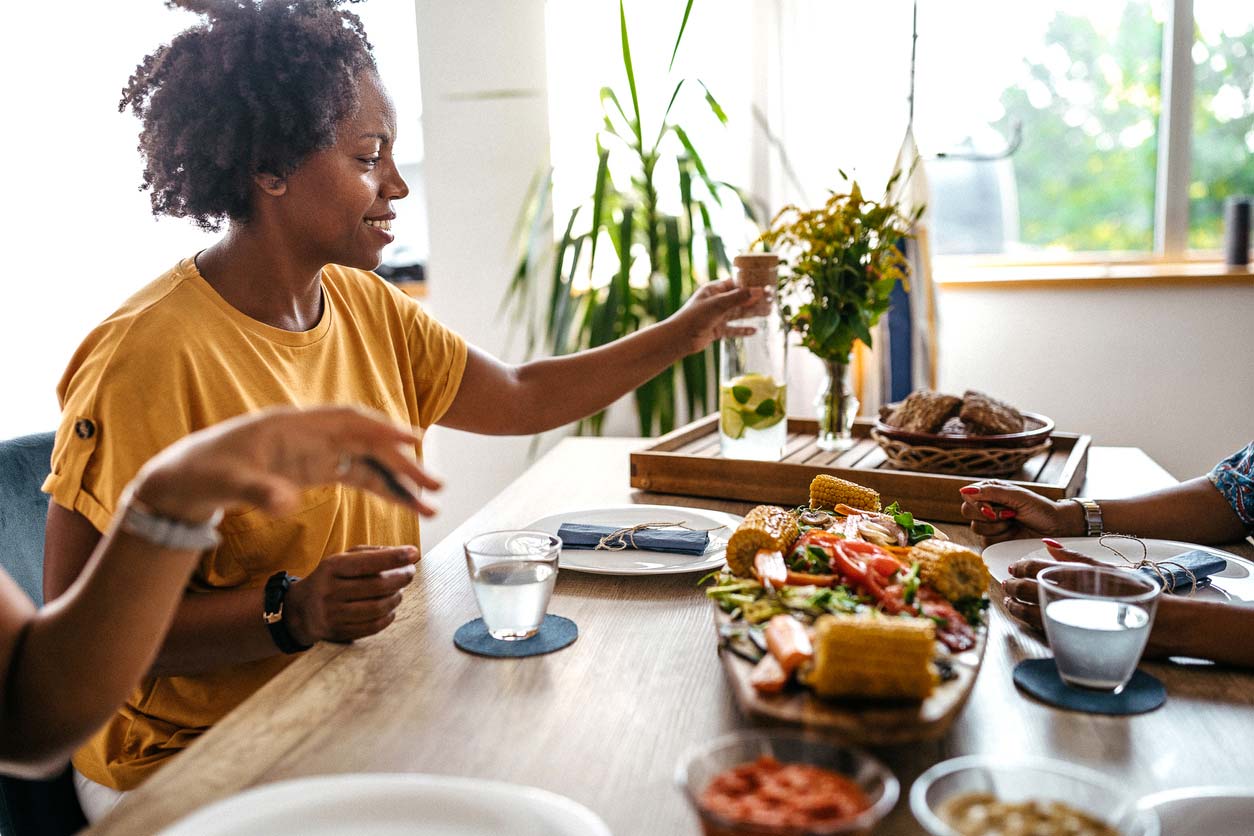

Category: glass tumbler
[1037, 565, 1161, 693]
[464, 530, 561, 641]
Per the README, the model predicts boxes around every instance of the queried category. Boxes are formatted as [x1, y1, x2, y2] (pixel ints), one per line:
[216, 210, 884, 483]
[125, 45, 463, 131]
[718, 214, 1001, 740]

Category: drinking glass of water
[1037, 565, 1161, 694]
[464, 530, 561, 641]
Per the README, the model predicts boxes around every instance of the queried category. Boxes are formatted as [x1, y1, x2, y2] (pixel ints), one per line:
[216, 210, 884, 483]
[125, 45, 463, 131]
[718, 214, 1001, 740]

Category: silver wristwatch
[1071, 497, 1104, 537]
[119, 496, 224, 551]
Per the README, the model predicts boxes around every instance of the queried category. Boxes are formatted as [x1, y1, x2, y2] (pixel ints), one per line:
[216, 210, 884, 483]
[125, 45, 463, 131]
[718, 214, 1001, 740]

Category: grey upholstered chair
[0, 431, 88, 836]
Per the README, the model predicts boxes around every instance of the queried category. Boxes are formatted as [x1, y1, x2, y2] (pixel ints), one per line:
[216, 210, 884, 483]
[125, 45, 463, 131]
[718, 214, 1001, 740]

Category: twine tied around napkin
[1096, 534, 1202, 594]
[593, 521, 724, 551]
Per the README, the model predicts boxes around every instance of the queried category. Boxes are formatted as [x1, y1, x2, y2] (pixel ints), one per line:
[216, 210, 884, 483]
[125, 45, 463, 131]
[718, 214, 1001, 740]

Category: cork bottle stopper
[733, 252, 779, 289]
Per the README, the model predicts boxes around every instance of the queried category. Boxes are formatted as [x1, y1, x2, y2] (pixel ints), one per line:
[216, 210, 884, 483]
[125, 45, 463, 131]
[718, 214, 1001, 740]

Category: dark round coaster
[454, 615, 578, 658]
[1013, 658, 1165, 715]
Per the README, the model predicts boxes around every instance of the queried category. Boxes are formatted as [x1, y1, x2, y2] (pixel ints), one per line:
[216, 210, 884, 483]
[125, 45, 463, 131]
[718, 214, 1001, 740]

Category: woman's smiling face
[274, 70, 409, 271]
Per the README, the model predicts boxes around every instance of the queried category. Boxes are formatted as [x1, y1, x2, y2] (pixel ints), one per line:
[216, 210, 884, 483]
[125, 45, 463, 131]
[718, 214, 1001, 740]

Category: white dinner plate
[526, 504, 742, 575]
[1139, 786, 1254, 836]
[157, 773, 611, 836]
[981, 537, 1254, 604]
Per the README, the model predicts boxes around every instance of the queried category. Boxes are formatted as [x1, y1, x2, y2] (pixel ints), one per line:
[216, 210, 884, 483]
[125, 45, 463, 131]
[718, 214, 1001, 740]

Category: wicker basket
[871, 429, 1052, 477]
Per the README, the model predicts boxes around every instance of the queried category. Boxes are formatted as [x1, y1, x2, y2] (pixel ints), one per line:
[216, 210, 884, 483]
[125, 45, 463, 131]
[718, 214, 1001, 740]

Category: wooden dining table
[89, 438, 1254, 835]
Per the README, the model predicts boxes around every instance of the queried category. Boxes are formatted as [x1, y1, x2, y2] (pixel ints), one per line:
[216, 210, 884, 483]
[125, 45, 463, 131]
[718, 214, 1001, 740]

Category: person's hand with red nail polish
[958, 480, 1084, 546]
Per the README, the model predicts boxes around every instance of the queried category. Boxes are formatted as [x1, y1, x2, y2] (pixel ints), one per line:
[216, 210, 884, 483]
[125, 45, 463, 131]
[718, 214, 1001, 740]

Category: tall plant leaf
[588, 147, 610, 274]
[636, 374, 657, 436]
[717, 181, 761, 224]
[615, 209, 636, 338]
[551, 234, 584, 356]
[668, 0, 696, 72]
[654, 79, 686, 152]
[698, 79, 727, 124]
[599, 87, 633, 138]
[548, 206, 581, 331]
[678, 161, 697, 285]
[672, 125, 722, 206]
[655, 365, 675, 433]
[618, 0, 643, 148]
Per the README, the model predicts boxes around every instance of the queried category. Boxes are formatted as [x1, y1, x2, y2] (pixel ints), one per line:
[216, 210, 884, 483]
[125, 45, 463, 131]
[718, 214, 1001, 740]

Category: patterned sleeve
[1208, 442, 1254, 531]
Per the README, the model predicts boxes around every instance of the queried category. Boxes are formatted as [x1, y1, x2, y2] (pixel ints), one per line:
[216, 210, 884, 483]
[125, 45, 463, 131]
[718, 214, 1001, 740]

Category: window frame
[749, 0, 1243, 276]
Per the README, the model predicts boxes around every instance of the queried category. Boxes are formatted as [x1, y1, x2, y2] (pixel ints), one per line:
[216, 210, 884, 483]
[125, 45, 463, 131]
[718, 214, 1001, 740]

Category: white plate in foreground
[1139, 786, 1254, 836]
[981, 537, 1254, 604]
[157, 773, 611, 836]
[526, 504, 742, 575]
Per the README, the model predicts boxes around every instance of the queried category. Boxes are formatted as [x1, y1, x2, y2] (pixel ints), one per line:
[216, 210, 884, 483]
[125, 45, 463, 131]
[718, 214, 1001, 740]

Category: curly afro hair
[120, 0, 377, 231]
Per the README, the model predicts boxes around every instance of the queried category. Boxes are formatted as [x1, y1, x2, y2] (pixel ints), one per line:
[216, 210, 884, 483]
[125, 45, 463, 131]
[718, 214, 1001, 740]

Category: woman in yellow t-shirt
[42, 0, 762, 816]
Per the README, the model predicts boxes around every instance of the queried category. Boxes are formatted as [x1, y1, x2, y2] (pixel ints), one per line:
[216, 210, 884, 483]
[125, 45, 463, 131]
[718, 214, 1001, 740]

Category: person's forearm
[1095, 477, 1248, 544]
[1, 524, 202, 772]
[146, 584, 280, 676]
[1146, 595, 1254, 668]
[506, 317, 692, 434]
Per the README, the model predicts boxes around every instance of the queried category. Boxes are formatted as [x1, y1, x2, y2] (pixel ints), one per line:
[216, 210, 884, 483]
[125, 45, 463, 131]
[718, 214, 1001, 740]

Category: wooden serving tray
[630, 415, 1090, 523]
[714, 607, 987, 743]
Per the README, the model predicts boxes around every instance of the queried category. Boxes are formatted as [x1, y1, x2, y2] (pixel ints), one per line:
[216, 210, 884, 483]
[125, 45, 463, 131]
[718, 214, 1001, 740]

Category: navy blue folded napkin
[556, 523, 710, 555]
[1138, 549, 1226, 593]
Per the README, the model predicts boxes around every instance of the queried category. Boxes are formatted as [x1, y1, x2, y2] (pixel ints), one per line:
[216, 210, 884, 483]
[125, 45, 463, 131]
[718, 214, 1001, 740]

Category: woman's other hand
[284, 545, 418, 644]
[1000, 540, 1104, 631]
[670, 278, 764, 354]
[130, 405, 441, 523]
[959, 480, 1083, 545]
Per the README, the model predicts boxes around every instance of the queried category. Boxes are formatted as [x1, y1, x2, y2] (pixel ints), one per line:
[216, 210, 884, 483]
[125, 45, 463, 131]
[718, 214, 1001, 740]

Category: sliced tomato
[916, 588, 977, 652]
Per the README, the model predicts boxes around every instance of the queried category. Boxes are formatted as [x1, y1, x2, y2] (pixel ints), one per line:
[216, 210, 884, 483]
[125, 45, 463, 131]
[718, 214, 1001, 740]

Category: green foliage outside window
[993, 1, 1252, 252]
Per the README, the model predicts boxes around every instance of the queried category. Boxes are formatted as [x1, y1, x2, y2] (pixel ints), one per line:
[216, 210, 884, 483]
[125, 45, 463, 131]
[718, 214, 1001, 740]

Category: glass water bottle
[719, 253, 787, 461]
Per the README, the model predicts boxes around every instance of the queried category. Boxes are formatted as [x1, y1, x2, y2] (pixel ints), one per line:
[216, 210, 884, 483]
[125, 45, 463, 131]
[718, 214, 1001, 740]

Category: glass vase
[814, 358, 858, 452]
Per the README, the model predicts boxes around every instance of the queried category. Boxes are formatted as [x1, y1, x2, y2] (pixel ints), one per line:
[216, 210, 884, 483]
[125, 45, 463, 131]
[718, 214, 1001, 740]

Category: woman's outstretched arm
[0, 406, 434, 778]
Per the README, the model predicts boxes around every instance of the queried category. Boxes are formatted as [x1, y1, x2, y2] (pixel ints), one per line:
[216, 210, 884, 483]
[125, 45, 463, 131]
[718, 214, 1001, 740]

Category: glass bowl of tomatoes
[676, 730, 898, 836]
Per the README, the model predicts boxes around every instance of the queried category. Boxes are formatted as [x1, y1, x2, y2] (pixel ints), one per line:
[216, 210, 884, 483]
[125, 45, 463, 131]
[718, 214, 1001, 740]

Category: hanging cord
[908, 0, 918, 131]
[911, 0, 1023, 162]
[1096, 534, 1200, 595]
[595, 521, 726, 551]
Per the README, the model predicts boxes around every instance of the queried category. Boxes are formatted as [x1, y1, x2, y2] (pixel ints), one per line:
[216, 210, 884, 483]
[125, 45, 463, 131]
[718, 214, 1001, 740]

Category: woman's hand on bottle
[669, 278, 762, 354]
[958, 480, 1082, 545]
[130, 405, 441, 523]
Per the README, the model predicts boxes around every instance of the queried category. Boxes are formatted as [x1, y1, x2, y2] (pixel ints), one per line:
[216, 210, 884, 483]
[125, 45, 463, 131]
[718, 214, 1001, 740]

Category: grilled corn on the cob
[808, 474, 881, 513]
[801, 613, 937, 699]
[726, 505, 799, 577]
[911, 538, 991, 602]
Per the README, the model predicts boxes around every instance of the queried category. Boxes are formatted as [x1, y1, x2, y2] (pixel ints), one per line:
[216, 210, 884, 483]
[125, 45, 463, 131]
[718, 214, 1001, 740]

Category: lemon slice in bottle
[720, 404, 747, 439]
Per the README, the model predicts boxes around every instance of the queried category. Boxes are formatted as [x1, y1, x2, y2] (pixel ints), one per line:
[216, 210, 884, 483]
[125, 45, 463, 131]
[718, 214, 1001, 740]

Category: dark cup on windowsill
[1224, 196, 1251, 267]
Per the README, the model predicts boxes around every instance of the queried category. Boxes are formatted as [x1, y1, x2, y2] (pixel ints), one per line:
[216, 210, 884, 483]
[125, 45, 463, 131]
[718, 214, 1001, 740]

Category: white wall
[413, 0, 563, 549]
[934, 281, 1253, 480]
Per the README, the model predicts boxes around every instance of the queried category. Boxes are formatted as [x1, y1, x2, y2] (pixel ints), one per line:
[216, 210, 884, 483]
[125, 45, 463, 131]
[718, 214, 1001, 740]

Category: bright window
[915, 0, 1252, 258]
[1189, 0, 1254, 250]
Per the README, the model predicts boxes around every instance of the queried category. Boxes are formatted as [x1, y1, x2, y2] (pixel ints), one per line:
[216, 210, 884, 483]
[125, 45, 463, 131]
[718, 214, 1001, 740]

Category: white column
[1154, 0, 1194, 258]
[413, 0, 555, 548]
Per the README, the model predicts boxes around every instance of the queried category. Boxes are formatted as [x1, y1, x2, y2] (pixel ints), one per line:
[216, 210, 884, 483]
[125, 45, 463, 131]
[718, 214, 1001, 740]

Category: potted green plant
[505, 0, 757, 436]
[757, 172, 923, 450]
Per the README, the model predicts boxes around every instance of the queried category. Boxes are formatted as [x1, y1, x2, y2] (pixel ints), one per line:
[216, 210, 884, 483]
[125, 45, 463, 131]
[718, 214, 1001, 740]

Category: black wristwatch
[263, 571, 312, 654]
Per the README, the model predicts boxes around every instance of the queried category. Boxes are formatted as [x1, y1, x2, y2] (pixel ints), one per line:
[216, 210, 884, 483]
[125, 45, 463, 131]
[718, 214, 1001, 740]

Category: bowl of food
[676, 730, 898, 836]
[910, 755, 1159, 836]
[872, 390, 1054, 475]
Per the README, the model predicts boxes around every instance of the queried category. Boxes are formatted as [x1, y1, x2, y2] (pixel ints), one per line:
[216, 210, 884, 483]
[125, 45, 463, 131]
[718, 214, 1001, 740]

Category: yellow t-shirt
[42, 257, 467, 790]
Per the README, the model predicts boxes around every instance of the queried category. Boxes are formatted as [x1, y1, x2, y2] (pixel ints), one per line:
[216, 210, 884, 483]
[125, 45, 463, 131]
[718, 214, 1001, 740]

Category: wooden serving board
[630, 415, 1090, 523]
[714, 607, 988, 744]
